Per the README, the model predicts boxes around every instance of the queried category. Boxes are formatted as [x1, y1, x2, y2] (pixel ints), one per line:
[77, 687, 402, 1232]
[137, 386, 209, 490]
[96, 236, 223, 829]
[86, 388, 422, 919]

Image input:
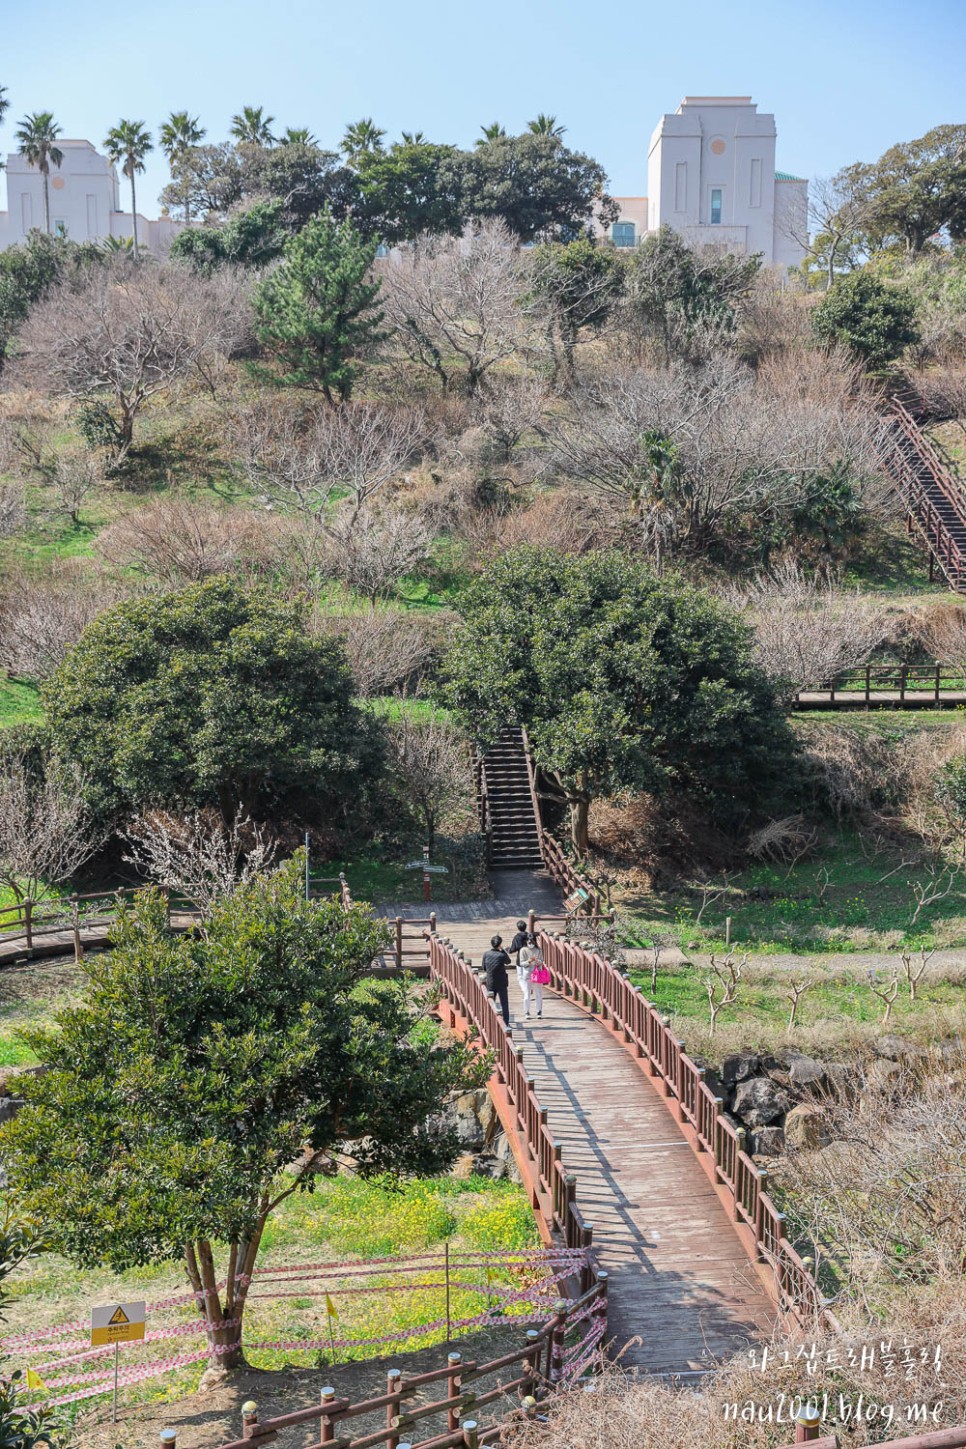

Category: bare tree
[237, 399, 422, 528]
[0, 748, 103, 903]
[96, 497, 278, 585]
[915, 602, 966, 678]
[324, 504, 433, 606]
[900, 947, 934, 1002]
[909, 865, 959, 927]
[785, 977, 813, 1030]
[473, 372, 548, 466]
[866, 969, 900, 1023]
[13, 261, 252, 459]
[704, 952, 744, 1035]
[383, 710, 474, 853]
[0, 564, 123, 680]
[382, 220, 526, 394]
[0, 482, 25, 538]
[780, 173, 869, 290]
[313, 607, 452, 698]
[123, 808, 277, 919]
[731, 559, 888, 704]
[545, 354, 881, 564]
[693, 874, 730, 926]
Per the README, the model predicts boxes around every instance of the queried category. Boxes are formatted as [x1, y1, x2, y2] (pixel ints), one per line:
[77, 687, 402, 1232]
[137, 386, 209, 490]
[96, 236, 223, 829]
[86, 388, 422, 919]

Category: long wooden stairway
[477, 727, 544, 870]
[886, 397, 966, 592]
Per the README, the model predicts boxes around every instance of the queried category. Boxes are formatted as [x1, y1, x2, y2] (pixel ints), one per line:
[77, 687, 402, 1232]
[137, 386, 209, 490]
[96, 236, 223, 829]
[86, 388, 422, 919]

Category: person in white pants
[519, 937, 545, 1018]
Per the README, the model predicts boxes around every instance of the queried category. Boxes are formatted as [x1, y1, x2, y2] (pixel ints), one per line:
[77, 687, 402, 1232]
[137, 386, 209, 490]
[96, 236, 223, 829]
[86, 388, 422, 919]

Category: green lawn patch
[0, 678, 42, 728]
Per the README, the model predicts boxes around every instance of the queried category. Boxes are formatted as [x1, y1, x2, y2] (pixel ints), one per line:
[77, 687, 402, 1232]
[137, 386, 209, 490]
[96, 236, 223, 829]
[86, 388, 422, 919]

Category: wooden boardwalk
[422, 870, 779, 1377]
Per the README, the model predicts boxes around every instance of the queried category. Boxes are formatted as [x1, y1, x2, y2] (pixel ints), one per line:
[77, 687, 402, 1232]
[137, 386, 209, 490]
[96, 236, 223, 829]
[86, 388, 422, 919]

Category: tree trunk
[130, 170, 139, 261]
[570, 796, 590, 855]
[42, 170, 51, 235]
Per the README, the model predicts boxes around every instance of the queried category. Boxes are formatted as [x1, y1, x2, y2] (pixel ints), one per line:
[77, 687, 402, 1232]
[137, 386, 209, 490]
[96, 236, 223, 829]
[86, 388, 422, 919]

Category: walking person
[510, 919, 529, 1008]
[482, 934, 512, 1027]
[521, 934, 548, 1018]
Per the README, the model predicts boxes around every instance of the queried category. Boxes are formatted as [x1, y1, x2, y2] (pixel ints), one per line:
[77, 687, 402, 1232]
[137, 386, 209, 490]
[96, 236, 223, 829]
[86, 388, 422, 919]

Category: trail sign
[91, 1301, 146, 1346]
[405, 862, 448, 873]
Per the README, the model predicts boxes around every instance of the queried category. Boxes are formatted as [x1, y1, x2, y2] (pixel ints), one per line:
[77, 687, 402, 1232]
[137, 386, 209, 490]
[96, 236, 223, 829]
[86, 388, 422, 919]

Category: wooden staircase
[477, 727, 544, 870]
[886, 397, 966, 593]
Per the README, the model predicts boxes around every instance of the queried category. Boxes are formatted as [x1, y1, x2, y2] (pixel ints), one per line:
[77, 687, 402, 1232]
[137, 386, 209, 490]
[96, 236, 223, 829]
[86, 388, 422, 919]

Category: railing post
[462, 1422, 480, 1449]
[395, 917, 403, 971]
[527, 908, 536, 935]
[319, 1387, 336, 1445]
[446, 1353, 462, 1432]
[387, 1369, 402, 1449]
[755, 1169, 769, 1260]
[71, 893, 84, 964]
[524, 1328, 543, 1399]
[159, 1432, 177, 1449]
[24, 898, 33, 957]
[549, 1299, 569, 1385]
[241, 1402, 260, 1440]
[793, 1403, 823, 1441]
[429, 912, 437, 935]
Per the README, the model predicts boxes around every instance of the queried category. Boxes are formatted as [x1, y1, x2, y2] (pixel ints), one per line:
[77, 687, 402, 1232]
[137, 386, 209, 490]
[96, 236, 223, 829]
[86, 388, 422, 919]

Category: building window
[612, 221, 635, 248]
[710, 188, 723, 225]
[674, 162, 687, 212]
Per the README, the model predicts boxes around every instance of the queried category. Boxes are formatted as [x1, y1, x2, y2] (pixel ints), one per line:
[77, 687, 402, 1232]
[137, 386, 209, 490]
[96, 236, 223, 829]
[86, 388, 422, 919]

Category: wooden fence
[795, 662, 966, 708]
[214, 1281, 607, 1449]
[533, 931, 826, 1328]
[779, 1427, 966, 1448]
[889, 396, 966, 593]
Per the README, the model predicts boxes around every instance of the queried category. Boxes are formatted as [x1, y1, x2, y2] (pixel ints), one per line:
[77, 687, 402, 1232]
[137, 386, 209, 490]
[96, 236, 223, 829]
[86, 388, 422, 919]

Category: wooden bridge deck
[430, 870, 778, 1377]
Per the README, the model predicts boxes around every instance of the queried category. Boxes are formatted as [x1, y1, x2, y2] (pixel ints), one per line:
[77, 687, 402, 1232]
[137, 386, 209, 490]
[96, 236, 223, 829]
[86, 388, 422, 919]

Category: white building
[0, 139, 181, 252]
[599, 96, 807, 269]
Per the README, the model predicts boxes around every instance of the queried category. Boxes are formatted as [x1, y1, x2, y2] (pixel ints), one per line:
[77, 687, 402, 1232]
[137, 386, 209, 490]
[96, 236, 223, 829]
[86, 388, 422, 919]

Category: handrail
[533, 931, 828, 1329]
[428, 936, 597, 1264]
[794, 661, 963, 706]
[886, 400, 966, 592]
[538, 831, 609, 920]
[778, 1427, 966, 1448]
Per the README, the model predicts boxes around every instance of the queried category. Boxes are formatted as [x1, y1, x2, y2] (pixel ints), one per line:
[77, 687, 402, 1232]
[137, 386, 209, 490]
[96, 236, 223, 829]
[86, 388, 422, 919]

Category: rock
[787, 1055, 826, 1089]
[784, 1104, 827, 1150]
[0, 1098, 24, 1125]
[449, 1089, 493, 1149]
[750, 1126, 785, 1157]
[732, 1076, 793, 1128]
[864, 1059, 900, 1094]
[721, 1052, 760, 1088]
[874, 1035, 919, 1062]
[452, 1153, 477, 1180]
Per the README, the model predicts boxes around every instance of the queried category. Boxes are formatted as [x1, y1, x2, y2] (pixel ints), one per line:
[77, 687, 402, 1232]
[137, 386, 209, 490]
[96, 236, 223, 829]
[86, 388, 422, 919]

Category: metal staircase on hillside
[886, 397, 966, 593]
[476, 726, 544, 870]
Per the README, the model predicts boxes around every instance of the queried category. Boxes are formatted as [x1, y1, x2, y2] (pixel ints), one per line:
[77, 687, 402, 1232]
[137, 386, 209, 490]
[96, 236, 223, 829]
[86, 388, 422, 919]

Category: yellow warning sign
[90, 1300, 146, 1346]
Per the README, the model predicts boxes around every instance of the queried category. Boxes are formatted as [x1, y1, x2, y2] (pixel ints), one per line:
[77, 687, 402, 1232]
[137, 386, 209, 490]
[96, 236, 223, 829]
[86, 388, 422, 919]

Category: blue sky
[2, 0, 964, 216]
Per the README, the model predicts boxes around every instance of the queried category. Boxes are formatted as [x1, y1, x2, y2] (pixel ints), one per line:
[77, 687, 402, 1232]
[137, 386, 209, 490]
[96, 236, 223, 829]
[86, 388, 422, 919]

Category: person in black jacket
[481, 934, 511, 1026]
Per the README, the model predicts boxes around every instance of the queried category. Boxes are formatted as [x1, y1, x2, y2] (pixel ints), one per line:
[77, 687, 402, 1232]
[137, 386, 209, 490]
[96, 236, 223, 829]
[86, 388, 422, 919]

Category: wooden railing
[428, 935, 597, 1265]
[794, 662, 964, 707]
[215, 1278, 608, 1449]
[534, 931, 827, 1328]
[888, 398, 966, 592]
[537, 832, 608, 919]
[779, 1427, 966, 1448]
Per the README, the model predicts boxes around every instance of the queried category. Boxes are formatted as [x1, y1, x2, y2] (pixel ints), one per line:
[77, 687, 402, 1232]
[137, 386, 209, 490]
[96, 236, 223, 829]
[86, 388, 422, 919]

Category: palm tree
[281, 127, 317, 147]
[0, 86, 9, 128]
[476, 122, 507, 147]
[104, 120, 153, 261]
[159, 111, 205, 223]
[400, 130, 426, 145]
[527, 115, 566, 138]
[15, 112, 63, 234]
[230, 106, 275, 147]
[341, 118, 385, 164]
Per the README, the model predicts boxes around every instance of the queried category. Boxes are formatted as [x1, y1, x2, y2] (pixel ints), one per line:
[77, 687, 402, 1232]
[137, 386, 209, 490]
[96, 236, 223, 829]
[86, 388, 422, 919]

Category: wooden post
[462, 1422, 480, 1449]
[241, 1402, 260, 1440]
[793, 1403, 823, 1441]
[159, 1432, 177, 1449]
[395, 917, 403, 971]
[936, 660, 942, 704]
[429, 912, 437, 935]
[320, 1388, 336, 1445]
[71, 894, 84, 965]
[163, 884, 171, 929]
[386, 1370, 402, 1449]
[447, 1353, 462, 1432]
[755, 1169, 769, 1260]
[528, 908, 536, 935]
[24, 898, 32, 957]
[524, 1328, 542, 1399]
[550, 1299, 569, 1384]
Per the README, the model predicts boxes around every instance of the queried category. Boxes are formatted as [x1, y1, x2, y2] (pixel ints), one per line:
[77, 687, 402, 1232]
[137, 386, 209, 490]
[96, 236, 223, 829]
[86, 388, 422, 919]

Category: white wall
[0, 138, 181, 253]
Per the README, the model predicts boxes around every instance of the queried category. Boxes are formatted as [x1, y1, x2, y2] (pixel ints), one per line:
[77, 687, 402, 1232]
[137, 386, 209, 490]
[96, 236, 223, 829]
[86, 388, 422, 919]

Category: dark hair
[516, 920, 527, 931]
[491, 934, 502, 948]
[527, 933, 539, 946]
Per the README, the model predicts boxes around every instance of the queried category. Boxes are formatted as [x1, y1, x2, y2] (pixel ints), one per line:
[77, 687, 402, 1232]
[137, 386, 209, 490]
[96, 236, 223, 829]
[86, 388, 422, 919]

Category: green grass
[0, 678, 42, 728]
[618, 828, 966, 955]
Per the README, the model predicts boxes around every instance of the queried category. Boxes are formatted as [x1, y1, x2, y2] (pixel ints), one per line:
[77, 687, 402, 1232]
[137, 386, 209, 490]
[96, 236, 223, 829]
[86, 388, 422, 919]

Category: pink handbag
[531, 966, 551, 985]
